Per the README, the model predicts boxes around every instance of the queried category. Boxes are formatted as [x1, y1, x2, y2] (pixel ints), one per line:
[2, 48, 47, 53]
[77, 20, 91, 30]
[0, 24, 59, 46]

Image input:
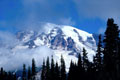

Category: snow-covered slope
[15, 23, 96, 70]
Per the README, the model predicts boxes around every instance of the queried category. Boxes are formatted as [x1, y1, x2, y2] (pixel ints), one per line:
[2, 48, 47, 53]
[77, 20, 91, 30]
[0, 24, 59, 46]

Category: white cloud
[0, 31, 19, 47]
[0, 31, 53, 71]
[73, 0, 120, 25]
[0, 46, 53, 71]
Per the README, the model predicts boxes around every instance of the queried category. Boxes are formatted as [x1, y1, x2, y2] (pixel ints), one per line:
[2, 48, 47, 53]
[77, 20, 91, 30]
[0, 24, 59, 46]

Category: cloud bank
[0, 31, 53, 71]
[0, 46, 53, 71]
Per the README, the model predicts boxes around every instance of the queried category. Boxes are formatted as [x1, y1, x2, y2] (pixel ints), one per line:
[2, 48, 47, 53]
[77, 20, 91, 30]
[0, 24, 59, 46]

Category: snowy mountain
[14, 23, 96, 70]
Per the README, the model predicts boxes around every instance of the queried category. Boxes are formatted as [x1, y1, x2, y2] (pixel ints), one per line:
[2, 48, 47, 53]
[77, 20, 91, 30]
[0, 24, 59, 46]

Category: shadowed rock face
[87, 37, 94, 44]
[73, 29, 83, 42]
[16, 27, 77, 50]
[51, 34, 67, 49]
[24, 40, 35, 48]
[67, 37, 76, 51]
[16, 31, 36, 42]
[49, 27, 67, 49]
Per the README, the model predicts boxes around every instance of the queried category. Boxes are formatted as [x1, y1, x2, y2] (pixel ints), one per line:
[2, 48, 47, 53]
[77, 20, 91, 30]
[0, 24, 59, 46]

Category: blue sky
[0, 0, 120, 34]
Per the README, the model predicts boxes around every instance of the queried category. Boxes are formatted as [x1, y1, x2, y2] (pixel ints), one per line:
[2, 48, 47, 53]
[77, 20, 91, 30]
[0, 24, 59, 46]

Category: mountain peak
[15, 23, 97, 70]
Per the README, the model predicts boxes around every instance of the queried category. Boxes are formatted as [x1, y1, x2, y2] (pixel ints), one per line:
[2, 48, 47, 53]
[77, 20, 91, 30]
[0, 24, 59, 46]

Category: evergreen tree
[87, 62, 95, 80]
[78, 53, 82, 69]
[0, 67, 4, 80]
[0, 67, 17, 80]
[32, 58, 36, 80]
[77, 53, 84, 80]
[41, 59, 46, 80]
[118, 38, 120, 80]
[22, 64, 26, 80]
[46, 57, 50, 80]
[4, 71, 8, 80]
[68, 61, 74, 80]
[50, 56, 55, 80]
[32, 58, 36, 76]
[28, 66, 31, 80]
[55, 62, 60, 80]
[103, 18, 119, 80]
[82, 48, 90, 80]
[60, 55, 66, 80]
[93, 34, 104, 80]
[94, 34, 103, 72]
[82, 48, 89, 70]
[8, 71, 12, 80]
[13, 73, 17, 80]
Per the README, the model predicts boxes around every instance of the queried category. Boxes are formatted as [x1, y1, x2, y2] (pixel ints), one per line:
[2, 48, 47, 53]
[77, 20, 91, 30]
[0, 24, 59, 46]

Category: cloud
[12, 0, 120, 32]
[0, 46, 53, 71]
[98, 27, 105, 34]
[59, 17, 76, 25]
[14, 0, 76, 30]
[0, 31, 53, 71]
[0, 31, 19, 47]
[73, 0, 120, 25]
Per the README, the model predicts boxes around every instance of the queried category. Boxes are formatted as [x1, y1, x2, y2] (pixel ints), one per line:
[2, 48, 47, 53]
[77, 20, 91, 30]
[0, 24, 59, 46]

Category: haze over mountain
[0, 23, 96, 71]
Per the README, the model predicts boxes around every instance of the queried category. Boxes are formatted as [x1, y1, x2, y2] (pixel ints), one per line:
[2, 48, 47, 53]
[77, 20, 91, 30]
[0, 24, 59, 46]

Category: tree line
[0, 58, 36, 80]
[41, 55, 66, 80]
[22, 58, 36, 80]
[0, 67, 17, 80]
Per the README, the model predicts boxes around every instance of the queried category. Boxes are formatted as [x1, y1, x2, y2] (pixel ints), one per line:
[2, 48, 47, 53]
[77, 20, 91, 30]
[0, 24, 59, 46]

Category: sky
[0, 0, 120, 34]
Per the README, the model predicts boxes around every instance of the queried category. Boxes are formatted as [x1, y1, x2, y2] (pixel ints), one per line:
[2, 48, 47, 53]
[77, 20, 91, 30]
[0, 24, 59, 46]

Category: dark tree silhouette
[27, 66, 31, 80]
[22, 64, 27, 80]
[77, 53, 84, 80]
[68, 61, 75, 80]
[41, 59, 46, 80]
[55, 62, 60, 80]
[82, 48, 89, 71]
[60, 55, 66, 80]
[46, 57, 50, 80]
[32, 58, 36, 80]
[32, 58, 36, 76]
[94, 34, 103, 72]
[103, 18, 119, 80]
[50, 56, 55, 80]
[0, 67, 16, 80]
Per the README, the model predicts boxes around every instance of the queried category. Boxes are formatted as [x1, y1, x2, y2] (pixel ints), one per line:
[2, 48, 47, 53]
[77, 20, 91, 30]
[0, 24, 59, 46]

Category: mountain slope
[15, 23, 96, 70]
